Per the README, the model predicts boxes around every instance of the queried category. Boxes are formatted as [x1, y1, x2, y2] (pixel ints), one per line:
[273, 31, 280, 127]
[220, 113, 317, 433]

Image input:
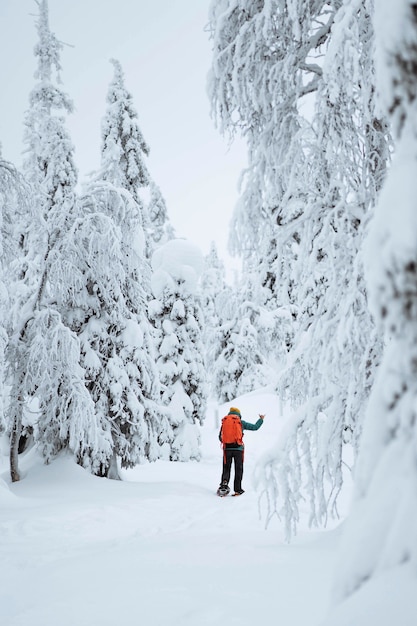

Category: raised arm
[241, 415, 265, 431]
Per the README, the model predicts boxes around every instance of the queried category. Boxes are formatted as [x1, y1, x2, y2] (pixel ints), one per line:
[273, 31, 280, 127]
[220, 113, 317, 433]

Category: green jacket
[219, 416, 264, 451]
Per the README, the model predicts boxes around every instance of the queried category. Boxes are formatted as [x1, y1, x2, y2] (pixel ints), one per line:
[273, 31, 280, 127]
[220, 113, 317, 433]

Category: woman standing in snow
[217, 407, 264, 496]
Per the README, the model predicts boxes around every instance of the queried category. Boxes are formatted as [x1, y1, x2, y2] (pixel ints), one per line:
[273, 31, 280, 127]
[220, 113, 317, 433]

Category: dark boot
[217, 482, 230, 497]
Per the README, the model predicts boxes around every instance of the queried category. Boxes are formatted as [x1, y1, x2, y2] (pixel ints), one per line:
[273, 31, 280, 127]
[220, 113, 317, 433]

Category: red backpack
[221, 413, 243, 446]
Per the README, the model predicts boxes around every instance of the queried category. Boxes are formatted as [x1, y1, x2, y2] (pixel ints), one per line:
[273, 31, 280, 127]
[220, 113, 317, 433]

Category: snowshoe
[217, 484, 230, 497]
[232, 489, 245, 497]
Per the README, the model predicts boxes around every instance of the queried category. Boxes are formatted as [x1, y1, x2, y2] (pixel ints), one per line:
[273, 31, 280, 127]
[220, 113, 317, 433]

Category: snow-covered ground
[0, 391, 414, 625]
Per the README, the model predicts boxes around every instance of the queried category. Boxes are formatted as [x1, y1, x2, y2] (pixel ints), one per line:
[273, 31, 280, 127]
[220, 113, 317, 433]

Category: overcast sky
[0, 0, 247, 273]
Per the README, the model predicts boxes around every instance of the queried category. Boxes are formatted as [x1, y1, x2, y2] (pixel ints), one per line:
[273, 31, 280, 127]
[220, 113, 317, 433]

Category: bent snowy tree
[208, 0, 390, 536]
[328, 0, 417, 607]
[7, 0, 83, 481]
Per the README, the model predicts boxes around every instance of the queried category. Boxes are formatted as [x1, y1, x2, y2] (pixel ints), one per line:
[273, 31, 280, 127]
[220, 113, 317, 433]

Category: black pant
[221, 448, 244, 492]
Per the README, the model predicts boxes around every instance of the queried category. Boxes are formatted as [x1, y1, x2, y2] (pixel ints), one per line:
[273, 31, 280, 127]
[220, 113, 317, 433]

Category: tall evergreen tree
[24, 0, 77, 227]
[0, 160, 8, 433]
[208, 0, 390, 535]
[262, 0, 390, 536]
[149, 240, 207, 461]
[1, 155, 39, 455]
[74, 60, 171, 476]
[210, 283, 240, 403]
[101, 58, 175, 257]
[148, 181, 175, 248]
[212, 273, 271, 402]
[7, 0, 109, 480]
[51, 182, 166, 476]
[101, 58, 150, 194]
[199, 242, 226, 390]
[101, 59, 150, 234]
[0, 157, 27, 435]
[327, 0, 417, 609]
[208, 0, 329, 307]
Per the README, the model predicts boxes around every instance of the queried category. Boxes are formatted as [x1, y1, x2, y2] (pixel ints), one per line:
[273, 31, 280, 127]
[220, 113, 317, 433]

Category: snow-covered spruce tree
[323, 0, 417, 612]
[209, 0, 390, 537]
[85, 60, 169, 476]
[207, 0, 332, 407]
[148, 181, 175, 248]
[210, 284, 241, 403]
[199, 242, 226, 386]
[100, 59, 155, 249]
[101, 59, 174, 257]
[52, 182, 168, 477]
[7, 0, 110, 481]
[0, 155, 39, 448]
[208, 0, 331, 312]
[211, 272, 271, 402]
[260, 0, 390, 537]
[149, 240, 207, 461]
[0, 163, 8, 433]
[0, 156, 26, 435]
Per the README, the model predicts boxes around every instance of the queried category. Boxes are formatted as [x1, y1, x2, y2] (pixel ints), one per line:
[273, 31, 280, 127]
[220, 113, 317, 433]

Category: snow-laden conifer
[149, 240, 207, 461]
[24, 0, 77, 228]
[101, 59, 150, 231]
[211, 274, 271, 402]
[209, 0, 390, 535]
[259, 0, 390, 537]
[0, 157, 25, 435]
[0, 155, 36, 454]
[101, 59, 174, 257]
[326, 0, 417, 607]
[101, 58, 150, 193]
[52, 182, 168, 476]
[148, 181, 175, 247]
[23, 309, 111, 467]
[85, 61, 170, 475]
[207, 0, 333, 399]
[208, 0, 329, 307]
[0, 168, 7, 434]
[199, 242, 226, 389]
[6, 0, 110, 480]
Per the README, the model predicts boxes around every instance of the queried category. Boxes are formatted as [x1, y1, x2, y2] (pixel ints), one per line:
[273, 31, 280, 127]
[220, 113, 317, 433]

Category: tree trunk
[10, 402, 23, 482]
[95, 450, 120, 480]
[107, 452, 120, 480]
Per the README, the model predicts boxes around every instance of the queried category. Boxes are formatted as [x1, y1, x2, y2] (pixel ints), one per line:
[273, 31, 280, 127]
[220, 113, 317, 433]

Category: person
[217, 407, 265, 497]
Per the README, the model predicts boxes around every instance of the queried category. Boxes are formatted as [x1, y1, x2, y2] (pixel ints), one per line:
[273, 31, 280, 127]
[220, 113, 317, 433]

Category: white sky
[0, 0, 247, 274]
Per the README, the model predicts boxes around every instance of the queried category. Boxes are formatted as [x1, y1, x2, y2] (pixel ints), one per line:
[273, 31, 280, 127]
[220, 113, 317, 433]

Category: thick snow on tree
[210, 284, 240, 403]
[94, 63, 169, 474]
[147, 181, 175, 247]
[326, 0, 417, 610]
[261, 0, 389, 537]
[52, 182, 167, 476]
[20, 309, 111, 468]
[209, 0, 390, 537]
[199, 242, 226, 391]
[0, 158, 21, 435]
[208, 0, 330, 305]
[212, 272, 273, 402]
[149, 239, 207, 461]
[0, 157, 36, 445]
[207, 1, 334, 404]
[5, 0, 108, 481]
[100, 59, 176, 260]
[101, 58, 150, 194]
[100, 58, 151, 243]
[23, 0, 77, 228]
[101, 61, 175, 258]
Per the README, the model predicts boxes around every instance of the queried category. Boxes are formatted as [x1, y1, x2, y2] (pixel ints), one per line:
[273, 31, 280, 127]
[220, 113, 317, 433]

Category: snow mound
[151, 239, 203, 297]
